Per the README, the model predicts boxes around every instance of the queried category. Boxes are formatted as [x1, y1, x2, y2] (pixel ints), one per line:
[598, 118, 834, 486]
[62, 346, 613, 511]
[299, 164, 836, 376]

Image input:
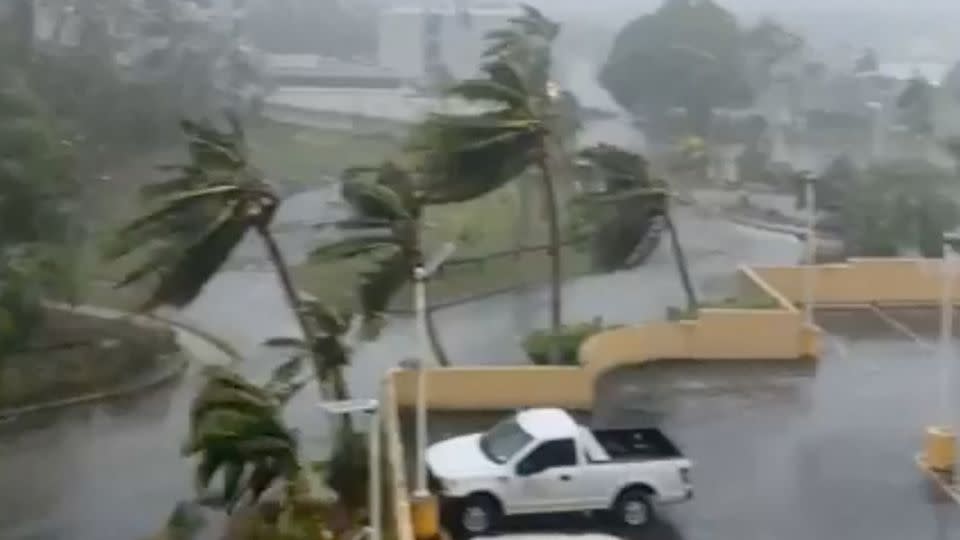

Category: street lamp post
[318, 399, 381, 540]
[803, 174, 817, 325]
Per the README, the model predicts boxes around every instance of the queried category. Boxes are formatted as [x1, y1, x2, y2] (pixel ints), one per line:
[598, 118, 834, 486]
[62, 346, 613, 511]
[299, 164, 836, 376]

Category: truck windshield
[479, 418, 533, 464]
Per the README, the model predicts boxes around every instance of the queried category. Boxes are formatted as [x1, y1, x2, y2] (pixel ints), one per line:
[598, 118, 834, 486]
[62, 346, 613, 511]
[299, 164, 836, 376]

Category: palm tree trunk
[536, 150, 563, 362]
[663, 210, 698, 313]
[256, 225, 353, 430]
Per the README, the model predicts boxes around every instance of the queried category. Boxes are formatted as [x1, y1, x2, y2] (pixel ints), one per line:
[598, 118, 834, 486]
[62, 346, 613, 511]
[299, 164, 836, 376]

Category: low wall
[392, 367, 591, 411]
[0, 306, 181, 411]
[755, 258, 960, 306]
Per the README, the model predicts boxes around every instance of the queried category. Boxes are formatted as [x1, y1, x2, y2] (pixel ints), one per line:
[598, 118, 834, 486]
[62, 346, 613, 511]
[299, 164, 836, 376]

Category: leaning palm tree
[314, 161, 452, 366]
[577, 144, 699, 313]
[417, 57, 567, 358]
[106, 118, 352, 400]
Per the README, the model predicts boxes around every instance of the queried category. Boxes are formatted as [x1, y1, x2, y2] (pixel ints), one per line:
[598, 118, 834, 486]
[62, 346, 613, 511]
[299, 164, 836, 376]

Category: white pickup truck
[425, 408, 693, 535]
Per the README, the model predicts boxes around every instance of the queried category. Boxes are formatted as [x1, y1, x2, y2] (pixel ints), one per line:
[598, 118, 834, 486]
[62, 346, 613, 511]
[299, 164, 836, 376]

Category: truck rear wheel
[457, 494, 500, 536]
[613, 488, 654, 528]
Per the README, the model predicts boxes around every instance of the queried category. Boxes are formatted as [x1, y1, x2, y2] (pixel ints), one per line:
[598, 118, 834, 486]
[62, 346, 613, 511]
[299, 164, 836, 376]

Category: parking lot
[402, 308, 960, 540]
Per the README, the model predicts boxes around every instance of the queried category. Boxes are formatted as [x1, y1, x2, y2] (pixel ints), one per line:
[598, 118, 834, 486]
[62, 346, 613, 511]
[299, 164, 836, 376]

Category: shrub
[523, 320, 611, 365]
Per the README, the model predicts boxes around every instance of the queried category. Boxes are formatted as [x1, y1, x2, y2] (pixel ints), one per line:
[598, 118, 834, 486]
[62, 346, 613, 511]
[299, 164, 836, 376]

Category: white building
[378, 1, 522, 83]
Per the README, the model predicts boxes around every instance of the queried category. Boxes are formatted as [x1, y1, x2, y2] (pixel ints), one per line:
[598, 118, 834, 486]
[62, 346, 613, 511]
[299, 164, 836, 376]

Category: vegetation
[837, 160, 959, 257]
[600, 0, 752, 137]
[0, 66, 76, 354]
[575, 144, 698, 313]
[523, 320, 611, 365]
[106, 120, 369, 523]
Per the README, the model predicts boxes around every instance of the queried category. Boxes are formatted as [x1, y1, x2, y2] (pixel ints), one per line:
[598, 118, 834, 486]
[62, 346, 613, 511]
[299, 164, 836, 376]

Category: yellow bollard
[924, 426, 956, 472]
[411, 494, 440, 540]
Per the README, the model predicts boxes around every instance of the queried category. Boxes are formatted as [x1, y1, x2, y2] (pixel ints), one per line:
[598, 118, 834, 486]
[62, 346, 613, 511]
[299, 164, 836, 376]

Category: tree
[600, 0, 752, 137]
[107, 119, 376, 517]
[0, 68, 76, 354]
[313, 161, 452, 366]
[854, 48, 879, 74]
[897, 77, 936, 136]
[837, 160, 958, 257]
[414, 6, 569, 360]
[742, 18, 804, 90]
[576, 144, 698, 313]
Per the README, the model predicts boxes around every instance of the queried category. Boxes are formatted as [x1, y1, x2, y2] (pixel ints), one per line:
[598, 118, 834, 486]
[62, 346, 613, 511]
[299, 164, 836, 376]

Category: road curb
[0, 351, 190, 419]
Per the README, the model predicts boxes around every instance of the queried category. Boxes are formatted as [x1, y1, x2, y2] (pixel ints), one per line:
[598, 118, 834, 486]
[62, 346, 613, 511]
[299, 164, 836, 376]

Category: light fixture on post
[802, 172, 817, 326]
[317, 399, 381, 540]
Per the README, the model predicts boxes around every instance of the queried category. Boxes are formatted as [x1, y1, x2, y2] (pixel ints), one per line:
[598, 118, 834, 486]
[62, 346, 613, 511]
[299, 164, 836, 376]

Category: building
[377, 1, 523, 83]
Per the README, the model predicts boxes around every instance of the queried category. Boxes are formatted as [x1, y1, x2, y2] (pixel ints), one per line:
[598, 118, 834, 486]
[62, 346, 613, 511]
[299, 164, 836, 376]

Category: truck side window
[517, 439, 576, 475]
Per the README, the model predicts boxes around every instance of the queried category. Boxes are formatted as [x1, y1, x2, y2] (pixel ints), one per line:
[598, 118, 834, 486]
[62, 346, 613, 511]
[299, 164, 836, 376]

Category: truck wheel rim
[623, 501, 648, 526]
[463, 507, 488, 532]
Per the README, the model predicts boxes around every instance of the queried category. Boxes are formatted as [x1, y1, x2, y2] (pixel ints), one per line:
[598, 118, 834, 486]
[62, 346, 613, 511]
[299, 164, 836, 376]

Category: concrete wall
[755, 258, 960, 306]
[392, 367, 592, 410]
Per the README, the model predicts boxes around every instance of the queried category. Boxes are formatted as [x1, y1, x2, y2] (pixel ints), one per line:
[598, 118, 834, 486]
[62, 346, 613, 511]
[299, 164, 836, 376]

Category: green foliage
[107, 118, 276, 310]
[897, 77, 936, 135]
[572, 144, 667, 271]
[185, 367, 300, 512]
[325, 429, 369, 512]
[839, 160, 959, 257]
[0, 66, 76, 354]
[523, 320, 611, 365]
[600, 0, 752, 135]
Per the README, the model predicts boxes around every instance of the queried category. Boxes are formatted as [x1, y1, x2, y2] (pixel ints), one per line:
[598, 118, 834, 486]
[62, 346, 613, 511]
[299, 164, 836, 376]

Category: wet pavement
[407, 308, 960, 540]
[0, 191, 801, 540]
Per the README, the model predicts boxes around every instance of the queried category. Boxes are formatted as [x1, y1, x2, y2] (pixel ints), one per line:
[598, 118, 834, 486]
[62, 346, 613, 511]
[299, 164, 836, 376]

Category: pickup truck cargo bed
[591, 428, 682, 461]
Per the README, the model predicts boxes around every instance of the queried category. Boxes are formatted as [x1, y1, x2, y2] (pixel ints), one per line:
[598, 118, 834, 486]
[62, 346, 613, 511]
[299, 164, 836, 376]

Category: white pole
[803, 177, 817, 325]
[369, 408, 382, 540]
[940, 242, 953, 430]
[413, 265, 429, 497]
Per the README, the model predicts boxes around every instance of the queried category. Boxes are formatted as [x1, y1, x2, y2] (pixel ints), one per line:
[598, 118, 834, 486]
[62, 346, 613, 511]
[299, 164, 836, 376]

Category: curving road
[0, 191, 801, 540]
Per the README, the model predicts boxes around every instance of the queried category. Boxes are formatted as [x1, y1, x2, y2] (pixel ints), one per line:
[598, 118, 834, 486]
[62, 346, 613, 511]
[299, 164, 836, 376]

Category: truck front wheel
[612, 488, 654, 528]
[457, 494, 501, 536]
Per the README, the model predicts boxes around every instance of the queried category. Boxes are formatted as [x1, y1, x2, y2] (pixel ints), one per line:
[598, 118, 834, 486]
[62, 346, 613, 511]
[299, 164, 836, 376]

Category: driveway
[406, 308, 960, 540]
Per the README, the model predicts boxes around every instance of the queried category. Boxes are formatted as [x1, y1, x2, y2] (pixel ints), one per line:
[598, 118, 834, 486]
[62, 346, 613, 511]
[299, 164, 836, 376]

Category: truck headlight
[679, 467, 691, 484]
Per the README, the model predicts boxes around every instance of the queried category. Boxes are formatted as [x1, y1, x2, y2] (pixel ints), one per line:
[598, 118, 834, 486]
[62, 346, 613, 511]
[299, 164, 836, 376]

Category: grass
[666, 295, 782, 321]
[248, 121, 401, 186]
[292, 182, 595, 310]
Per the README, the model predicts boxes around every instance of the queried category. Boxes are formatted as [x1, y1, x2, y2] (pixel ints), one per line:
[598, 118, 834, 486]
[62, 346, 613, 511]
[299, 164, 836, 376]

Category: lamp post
[802, 174, 817, 325]
[922, 234, 960, 479]
[318, 399, 381, 540]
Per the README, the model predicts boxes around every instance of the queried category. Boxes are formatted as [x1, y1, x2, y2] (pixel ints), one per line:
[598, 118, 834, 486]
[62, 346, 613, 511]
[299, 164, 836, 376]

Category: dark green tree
[575, 144, 698, 312]
[600, 0, 752, 136]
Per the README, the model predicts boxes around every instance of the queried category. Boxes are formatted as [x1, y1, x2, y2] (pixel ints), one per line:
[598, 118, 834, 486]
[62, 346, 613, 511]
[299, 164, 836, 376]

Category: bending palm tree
[578, 144, 698, 313]
[315, 161, 452, 366]
[107, 119, 350, 399]
[419, 57, 566, 357]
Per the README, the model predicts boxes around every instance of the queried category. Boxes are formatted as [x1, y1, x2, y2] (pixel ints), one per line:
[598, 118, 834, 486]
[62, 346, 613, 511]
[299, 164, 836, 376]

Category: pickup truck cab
[425, 408, 692, 535]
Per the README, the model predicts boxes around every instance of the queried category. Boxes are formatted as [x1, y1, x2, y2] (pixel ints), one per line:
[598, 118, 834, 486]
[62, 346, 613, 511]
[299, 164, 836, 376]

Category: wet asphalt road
[0, 193, 800, 540]
[410, 308, 960, 540]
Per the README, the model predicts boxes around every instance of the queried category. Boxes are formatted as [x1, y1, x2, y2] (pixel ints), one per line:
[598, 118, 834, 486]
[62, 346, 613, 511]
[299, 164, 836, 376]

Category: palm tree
[417, 7, 568, 359]
[577, 144, 698, 313]
[106, 118, 355, 400]
[314, 161, 452, 366]
[106, 118, 370, 408]
[184, 367, 300, 511]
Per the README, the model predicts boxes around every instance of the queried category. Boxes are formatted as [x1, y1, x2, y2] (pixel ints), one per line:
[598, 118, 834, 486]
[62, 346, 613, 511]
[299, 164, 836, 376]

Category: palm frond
[357, 249, 409, 337]
[310, 236, 398, 262]
[141, 202, 249, 310]
[185, 368, 299, 512]
[118, 185, 241, 237]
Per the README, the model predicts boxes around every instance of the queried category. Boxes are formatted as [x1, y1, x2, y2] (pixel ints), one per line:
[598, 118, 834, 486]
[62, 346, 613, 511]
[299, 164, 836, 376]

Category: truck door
[509, 438, 579, 513]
